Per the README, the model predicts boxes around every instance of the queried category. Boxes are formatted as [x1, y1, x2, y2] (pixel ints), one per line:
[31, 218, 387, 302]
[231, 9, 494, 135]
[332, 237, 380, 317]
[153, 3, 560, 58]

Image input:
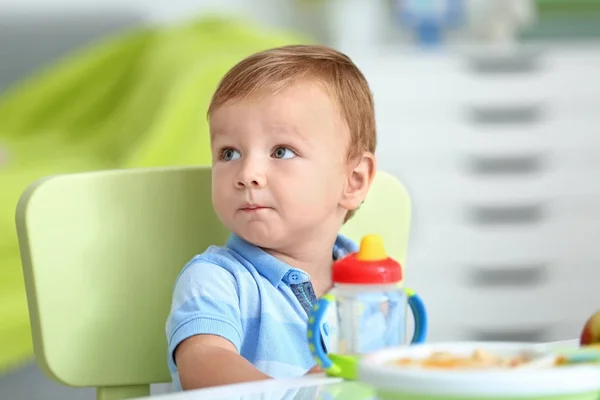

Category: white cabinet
[355, 44, 600, 343]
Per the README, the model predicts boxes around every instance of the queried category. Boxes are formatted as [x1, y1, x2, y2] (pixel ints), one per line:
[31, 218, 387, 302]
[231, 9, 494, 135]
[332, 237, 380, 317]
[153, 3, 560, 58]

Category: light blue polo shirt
[165, 233, 358, 390]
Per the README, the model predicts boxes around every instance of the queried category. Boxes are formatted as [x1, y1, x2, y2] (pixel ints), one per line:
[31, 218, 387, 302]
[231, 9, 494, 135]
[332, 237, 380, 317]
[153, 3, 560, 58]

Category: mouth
[239, 204, 269, 212]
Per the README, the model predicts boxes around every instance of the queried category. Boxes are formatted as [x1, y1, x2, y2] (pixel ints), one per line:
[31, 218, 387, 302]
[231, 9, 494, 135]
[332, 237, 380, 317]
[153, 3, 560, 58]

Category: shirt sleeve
[166, 259, 243, 365]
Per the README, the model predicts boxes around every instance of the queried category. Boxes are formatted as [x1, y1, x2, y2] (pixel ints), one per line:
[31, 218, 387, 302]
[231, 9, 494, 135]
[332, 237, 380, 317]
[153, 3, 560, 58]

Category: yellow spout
[356, 234, 387, 261]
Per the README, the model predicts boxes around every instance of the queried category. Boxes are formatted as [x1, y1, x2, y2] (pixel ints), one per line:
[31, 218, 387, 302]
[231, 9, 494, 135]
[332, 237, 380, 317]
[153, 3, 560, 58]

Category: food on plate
[390, 348, 535, 370]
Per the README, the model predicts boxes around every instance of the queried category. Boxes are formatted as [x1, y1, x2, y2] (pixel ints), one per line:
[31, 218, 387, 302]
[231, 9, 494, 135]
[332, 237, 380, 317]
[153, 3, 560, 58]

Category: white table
[138, 340, 579, 400]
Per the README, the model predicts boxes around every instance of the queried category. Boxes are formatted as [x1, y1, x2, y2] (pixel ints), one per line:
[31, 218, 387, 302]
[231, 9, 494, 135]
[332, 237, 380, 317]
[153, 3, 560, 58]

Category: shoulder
[166, 247, 251, 366]
[171, 244, 264, 302]
[171, 247, 238, 300]
[176, 245, 252, 283]
[167, 246, 249, 345]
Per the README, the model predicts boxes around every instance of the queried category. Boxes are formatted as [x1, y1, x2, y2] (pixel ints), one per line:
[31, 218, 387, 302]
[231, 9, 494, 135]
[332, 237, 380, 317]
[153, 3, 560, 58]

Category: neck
[262, 234, 337, 296]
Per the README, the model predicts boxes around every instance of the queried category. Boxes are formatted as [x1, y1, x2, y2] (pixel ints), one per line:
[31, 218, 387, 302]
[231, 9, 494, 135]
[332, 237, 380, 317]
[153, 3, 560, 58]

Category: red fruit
[580, 311, 600, 346]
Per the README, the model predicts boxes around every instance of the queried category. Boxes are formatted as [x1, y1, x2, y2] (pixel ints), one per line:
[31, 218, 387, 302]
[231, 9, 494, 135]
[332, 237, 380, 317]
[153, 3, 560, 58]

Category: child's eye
[272, 146, 296, 160]
[221, 148, 241, 161]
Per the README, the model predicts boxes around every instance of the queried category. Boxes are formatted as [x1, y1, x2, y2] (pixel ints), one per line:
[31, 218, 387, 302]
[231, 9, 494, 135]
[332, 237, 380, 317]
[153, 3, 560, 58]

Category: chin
[243, 233, 281, 250]
[235, 226, 282, 249]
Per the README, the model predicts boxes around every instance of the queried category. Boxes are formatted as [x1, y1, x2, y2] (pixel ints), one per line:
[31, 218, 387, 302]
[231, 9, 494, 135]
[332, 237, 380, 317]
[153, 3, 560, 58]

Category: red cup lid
[332, 234, 402, 284]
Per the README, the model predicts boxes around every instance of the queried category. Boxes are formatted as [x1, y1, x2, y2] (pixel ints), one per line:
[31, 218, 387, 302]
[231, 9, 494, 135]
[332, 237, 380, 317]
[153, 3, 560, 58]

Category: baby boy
[166, 44, 377, 390]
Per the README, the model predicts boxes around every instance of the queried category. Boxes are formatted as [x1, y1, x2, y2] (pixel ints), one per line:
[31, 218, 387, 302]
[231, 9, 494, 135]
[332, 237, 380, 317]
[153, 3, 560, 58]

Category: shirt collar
[333, 234, 359, 259]
[225, 233, 358, 287]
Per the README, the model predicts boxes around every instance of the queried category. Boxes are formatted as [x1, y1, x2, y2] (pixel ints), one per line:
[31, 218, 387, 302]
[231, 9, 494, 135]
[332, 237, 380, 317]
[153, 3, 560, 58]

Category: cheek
[212, 164, 235, 187]
[279, 162, 343, 207]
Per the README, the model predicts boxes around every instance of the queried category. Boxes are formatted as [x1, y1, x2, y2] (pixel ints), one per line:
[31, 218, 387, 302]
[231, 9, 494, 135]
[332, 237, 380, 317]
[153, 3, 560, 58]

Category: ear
[340, 152, 376, 212]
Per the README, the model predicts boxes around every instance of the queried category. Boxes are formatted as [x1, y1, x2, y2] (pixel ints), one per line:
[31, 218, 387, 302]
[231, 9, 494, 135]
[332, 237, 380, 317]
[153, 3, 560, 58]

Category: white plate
[358, 342, 600, 399]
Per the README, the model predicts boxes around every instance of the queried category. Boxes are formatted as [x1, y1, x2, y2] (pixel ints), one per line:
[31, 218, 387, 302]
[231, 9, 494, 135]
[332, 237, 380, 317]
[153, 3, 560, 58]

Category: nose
[235, 159, 266, 189]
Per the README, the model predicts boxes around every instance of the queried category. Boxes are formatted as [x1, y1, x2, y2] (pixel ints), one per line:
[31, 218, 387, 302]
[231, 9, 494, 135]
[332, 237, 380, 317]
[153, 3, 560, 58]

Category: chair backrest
[15, 166, 411, 399]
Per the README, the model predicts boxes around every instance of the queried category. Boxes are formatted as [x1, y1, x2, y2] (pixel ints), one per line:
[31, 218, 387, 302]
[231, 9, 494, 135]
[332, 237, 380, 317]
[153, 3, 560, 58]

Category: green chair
[15, 166, 411, 399]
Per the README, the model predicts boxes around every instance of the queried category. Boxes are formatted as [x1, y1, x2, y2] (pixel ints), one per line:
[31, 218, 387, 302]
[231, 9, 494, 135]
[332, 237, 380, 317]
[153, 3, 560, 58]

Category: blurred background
[1, 0, 600, 398]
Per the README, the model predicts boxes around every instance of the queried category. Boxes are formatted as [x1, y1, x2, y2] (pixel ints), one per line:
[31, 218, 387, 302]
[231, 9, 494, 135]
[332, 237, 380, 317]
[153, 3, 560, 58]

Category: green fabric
[0, 16, 310, 372]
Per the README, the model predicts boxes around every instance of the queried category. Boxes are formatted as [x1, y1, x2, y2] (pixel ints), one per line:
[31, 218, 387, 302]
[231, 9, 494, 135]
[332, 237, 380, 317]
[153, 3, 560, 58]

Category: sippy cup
[307, 234, 427, 378]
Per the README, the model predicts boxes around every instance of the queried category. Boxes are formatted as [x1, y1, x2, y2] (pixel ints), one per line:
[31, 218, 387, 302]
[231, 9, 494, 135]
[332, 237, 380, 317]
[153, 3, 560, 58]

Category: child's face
[209, 81, 352, 250]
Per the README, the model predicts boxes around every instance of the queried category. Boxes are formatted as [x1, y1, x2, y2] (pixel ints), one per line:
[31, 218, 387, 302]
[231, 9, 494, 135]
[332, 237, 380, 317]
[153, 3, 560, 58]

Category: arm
[167, 259, 322, 390]
[175, 334, 270, 390]
[167, 261, 258, 390]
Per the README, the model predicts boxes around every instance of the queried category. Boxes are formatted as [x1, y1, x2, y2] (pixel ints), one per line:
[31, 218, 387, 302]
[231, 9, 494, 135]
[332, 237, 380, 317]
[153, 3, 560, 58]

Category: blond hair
[208, 44, 376, 221]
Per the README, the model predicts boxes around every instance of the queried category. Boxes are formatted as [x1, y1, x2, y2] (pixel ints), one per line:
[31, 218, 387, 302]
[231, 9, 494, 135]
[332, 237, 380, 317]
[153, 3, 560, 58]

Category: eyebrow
[209, 129, 220, 140]
[209, 123, 307, 144]
[209, 125, 229, 141]
[268, 124, 299, 135]
[270, 123, 313, 144]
